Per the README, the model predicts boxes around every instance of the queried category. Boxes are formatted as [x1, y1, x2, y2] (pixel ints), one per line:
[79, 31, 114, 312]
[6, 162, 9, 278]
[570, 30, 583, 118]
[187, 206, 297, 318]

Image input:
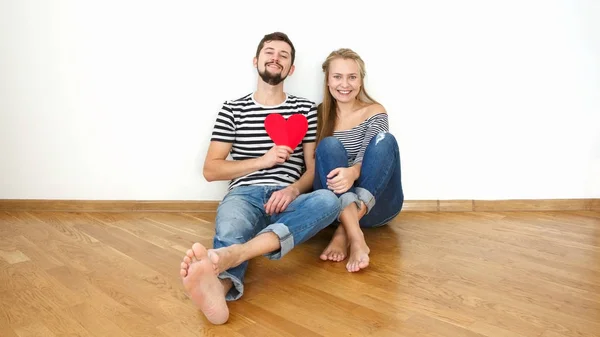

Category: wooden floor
[0, 210, 599, 337]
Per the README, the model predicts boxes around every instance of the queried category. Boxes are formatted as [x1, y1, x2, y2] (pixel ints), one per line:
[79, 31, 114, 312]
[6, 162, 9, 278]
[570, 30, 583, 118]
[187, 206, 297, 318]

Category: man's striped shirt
[210, 93, 317, 190]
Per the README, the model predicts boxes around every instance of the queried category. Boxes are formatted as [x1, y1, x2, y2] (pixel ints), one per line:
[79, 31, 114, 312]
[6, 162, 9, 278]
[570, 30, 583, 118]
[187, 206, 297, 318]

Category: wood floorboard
[0, 210, 599, 336]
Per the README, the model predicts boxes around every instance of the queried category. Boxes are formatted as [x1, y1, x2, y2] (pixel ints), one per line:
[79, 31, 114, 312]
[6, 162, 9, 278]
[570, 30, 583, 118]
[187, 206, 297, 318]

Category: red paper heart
[264, 113, 308, 149]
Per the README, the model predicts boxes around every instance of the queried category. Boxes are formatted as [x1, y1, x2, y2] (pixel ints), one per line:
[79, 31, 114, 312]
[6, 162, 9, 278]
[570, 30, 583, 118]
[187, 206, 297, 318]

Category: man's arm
[263, 142, 316, 214]
[262, 101, 320, 214]
[289, 141, 316, 194]
[203, 141, 292, 182]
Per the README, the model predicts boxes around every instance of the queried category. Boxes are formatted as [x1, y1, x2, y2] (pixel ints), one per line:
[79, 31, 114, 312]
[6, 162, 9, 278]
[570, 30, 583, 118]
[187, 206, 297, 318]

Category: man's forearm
[289, 168, 315, 194]
[203, 158, 265, 182]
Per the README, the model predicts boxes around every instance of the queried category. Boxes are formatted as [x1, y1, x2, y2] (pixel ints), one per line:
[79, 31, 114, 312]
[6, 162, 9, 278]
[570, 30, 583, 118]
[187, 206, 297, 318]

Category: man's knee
[215, 219, 251, 243]
[215, 197, 258, 242]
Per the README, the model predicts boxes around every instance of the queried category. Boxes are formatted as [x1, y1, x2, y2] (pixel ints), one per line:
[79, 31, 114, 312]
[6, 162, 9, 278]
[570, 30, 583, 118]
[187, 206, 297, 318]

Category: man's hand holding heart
[262, 113, 308, 214]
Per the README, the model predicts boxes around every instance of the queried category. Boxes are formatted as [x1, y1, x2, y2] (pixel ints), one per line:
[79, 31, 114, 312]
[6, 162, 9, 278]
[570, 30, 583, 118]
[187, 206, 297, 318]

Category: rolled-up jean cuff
[218, 271, 244, 301]
[356, 187, 375, 213]
[257, 223, 294, 260]
[339, 192, 361, 217]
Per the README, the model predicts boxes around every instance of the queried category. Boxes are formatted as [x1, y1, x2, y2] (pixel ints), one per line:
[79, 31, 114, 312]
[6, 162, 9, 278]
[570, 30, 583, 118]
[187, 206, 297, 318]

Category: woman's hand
[327, 167, 359, 194]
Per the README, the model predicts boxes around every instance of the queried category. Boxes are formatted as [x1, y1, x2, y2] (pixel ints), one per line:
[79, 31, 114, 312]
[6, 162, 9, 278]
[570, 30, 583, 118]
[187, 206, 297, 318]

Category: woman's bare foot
[346, 235, 370, 272]
[320, 225, 348, 262]
[320, 201, 368, 262]
[180, 243, 229, 325]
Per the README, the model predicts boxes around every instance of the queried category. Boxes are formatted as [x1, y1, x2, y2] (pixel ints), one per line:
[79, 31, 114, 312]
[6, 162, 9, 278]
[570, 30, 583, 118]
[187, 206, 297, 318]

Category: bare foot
[320, 225, 348, 262]
[180, 243, 229, 325]
[346, 237, 370, 272]
[180, 243, 218, 277]
[207, 245, 242, 274]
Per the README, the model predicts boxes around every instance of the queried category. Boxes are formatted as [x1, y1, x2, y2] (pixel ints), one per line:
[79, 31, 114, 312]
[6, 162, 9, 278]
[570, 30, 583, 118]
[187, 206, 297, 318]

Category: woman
[314, 48, 404, 272]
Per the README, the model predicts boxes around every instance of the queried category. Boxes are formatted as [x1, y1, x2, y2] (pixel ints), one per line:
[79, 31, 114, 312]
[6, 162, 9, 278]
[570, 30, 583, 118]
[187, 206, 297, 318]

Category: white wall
[1, 0, 598, 201]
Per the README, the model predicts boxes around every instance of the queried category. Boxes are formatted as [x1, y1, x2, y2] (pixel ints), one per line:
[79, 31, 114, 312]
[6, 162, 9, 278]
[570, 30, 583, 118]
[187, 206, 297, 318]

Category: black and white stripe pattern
[210, 93, 317, 190]
[333, 113, 389, 166]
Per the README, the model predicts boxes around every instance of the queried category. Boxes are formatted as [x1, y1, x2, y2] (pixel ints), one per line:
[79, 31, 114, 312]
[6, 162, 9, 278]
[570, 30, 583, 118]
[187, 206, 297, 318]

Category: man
[179, 32, 341, 325]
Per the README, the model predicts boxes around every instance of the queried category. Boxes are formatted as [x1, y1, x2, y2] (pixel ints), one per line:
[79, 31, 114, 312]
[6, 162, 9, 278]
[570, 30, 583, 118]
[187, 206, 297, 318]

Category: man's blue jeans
[214, 186, 340, 301]
[313, 132, 404, 228]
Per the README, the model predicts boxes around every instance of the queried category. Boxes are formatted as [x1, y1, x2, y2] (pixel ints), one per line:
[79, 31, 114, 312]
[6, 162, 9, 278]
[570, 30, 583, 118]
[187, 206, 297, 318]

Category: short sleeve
[210, 101, 236, 143]
[303, 102, 318, 143]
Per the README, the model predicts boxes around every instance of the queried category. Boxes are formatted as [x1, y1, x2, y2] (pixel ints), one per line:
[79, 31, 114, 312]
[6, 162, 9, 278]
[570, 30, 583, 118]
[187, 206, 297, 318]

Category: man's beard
[258, 63, 287, 85]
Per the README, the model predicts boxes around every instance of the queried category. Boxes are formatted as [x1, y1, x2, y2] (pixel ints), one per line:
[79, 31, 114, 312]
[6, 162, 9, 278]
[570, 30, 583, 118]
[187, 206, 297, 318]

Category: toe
[186, 249, 195, 261]
[192, 243, 208, 259]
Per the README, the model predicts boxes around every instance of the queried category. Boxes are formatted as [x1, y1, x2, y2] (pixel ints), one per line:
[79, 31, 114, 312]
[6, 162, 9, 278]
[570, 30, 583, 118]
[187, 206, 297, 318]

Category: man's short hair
[255, 32, 296, 65]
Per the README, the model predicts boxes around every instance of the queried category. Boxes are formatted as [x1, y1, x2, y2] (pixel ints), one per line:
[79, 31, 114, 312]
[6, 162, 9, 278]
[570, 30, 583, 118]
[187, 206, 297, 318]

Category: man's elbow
[203, 165, 216, 182]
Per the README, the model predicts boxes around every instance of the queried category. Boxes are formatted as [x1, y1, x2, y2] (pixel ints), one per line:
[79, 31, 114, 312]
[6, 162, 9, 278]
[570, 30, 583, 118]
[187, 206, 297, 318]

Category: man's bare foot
[320, 225, 348, 262]
[207, 245, 242, 274]
[180, 243, 229, 325]
[346, 237, 370, 272]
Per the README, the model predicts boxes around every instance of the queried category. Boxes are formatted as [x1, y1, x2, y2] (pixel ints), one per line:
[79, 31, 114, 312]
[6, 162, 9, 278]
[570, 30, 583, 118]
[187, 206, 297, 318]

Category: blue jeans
[313, 132, 404, 228]
[213, 186, 340, 301]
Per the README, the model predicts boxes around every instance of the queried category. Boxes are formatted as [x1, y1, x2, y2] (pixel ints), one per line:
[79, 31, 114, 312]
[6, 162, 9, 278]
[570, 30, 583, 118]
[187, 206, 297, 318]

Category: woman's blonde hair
[316, 48, 379, 145]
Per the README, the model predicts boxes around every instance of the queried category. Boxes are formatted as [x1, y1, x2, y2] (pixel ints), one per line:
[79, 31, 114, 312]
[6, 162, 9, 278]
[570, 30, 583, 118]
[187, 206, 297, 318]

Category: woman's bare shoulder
[365, 103, 387, 118]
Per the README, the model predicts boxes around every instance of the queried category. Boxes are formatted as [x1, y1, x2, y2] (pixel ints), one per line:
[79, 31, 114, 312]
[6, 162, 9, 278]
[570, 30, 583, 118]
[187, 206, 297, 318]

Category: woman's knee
[370, 132, 397, 147]
[313, 189, 342, 214]
[362, 132, 400, 165]
[365, 132, 398, 156]
[316, 136, 344, 156]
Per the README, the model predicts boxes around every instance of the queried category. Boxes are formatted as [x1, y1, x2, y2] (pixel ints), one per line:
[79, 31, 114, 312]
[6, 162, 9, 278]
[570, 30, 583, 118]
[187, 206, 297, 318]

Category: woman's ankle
[357, 201, 367, 219]
[345, 228, 365, 243]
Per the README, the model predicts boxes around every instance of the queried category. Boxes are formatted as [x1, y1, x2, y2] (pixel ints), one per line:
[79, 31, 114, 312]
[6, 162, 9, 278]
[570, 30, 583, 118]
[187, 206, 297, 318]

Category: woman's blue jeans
[313, 132, 404, 228]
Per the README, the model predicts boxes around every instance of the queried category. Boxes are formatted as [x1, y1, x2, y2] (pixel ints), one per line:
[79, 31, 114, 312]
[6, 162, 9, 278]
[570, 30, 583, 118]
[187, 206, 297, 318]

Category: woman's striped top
[333, 113, 389, 166]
